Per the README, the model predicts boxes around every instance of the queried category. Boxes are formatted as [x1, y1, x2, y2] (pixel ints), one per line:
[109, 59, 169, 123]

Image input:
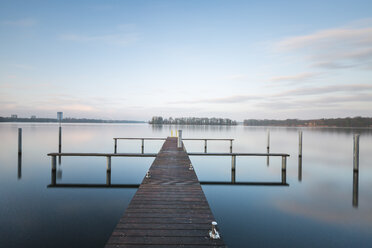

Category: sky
[0, 0, 372, 121]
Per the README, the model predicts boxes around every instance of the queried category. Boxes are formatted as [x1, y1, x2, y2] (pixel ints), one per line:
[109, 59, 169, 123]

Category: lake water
[1, 123, 371, 248]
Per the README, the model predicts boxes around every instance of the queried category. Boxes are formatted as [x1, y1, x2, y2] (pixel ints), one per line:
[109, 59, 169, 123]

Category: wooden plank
[105, 137, 226, 247]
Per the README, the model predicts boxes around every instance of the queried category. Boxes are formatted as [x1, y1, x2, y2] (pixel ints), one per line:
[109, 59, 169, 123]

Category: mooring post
[267, 130, 270, 150]
[141, 139, 144, 154]
[353, 170, 359, 208]
[18, 154, 22, 180]
[299, 131, 303, 157]
[18, 128, 22, 155]
[51, 155, 57, 171]
[230, 140, 233, 153]
[282, 156, 287, 170]
[282, 169, 287, 184]
[107, 156, 111, 171]
[114, 139, 117, 154]
[51, 155, 56, 185]
[298, 156, 302, 182]
[58, 126, 62, 153]
[204, 139, 207, 153]
[106, 169, 111, 186]
[353, 134, 360, 171]
[177, 130, 183, 148]
[231, 155, 236, 183]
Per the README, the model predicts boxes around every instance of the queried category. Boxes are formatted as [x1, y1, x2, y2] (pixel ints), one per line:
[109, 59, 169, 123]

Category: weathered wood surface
[105, 137, 226, 248]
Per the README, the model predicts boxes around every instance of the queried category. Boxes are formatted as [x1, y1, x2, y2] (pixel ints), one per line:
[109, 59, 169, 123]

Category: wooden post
[298, 156, 302, 182]
[282, 156, 286, 170]
[353, 134, 360, 171]
[299, 131, 303, 157]
[51, 155, 56, 185]
[114, 139, 117, 154]
[231, 155, 236, 183]
[204, 139, 207, 153]
[58, 126, 62, 153]
[267, 130, 270, 150]
[353, 170, 359, 208]
[141, 139, 144, 154]
[106, 170, 111, 186]
[177, 130, 182, 148]
[51, 155, 57, 171]
[18, 128, 22, 155]
[281, 169, 287, 184]
[18, 154, 22, 180]
[266, 148, 270, 166]
[107, 156, 111, 171]
[230, 140, 233, 153]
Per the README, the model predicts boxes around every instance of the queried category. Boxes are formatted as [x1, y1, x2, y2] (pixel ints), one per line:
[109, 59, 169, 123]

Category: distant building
[11, 114, 17, 119]
[57, 112, 63, 122]
[31, 115, 36, 119]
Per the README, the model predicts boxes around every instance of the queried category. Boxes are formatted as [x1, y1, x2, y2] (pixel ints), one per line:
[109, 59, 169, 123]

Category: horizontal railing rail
[47, 152, 157, 157]
[113, 137, 235, 154]
[188, 152, 289, 157]
[47, 181, 289, 188]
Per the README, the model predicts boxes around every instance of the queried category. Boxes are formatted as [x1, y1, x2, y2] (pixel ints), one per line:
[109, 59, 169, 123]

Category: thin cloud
[276, 83, 372, 97]
[169, 95, 261, 104]
[0, 19, 37, 27]
[60, 33, 138, 46]
[269, 72, 318, 83]
[276, 23, 372, 69]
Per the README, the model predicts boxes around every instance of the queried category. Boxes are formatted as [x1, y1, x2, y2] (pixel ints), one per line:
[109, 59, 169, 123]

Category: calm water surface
[0, 123, 371, 248]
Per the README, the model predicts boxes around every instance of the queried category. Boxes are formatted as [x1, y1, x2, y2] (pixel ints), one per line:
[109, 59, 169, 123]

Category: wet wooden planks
[105, 137, 226, 248]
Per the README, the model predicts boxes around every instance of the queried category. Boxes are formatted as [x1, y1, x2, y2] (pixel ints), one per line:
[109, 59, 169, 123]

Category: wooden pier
[105, 137, 226, 248]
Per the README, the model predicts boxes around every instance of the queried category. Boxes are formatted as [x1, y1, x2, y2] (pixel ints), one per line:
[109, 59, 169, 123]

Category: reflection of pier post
[298, 156, 302, 182]
[141, 139, 144, 154]
[266, 130, 270, 151]
[231, 155, 236, 183]
[114, 139, 117, 153]
[204, 140, 207, 153]
[266, 148, 270, 166]
[51, 155, 56, 186]
[17, 154, 22, 179]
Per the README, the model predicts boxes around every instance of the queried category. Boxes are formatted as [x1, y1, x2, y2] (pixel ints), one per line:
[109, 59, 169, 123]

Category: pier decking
[105, 137, 226, 248]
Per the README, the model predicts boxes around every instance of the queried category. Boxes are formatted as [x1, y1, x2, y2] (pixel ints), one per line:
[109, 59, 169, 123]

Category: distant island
[243, 117, 372, 128]
[0, 116, 145, 124]
[149, 116, 237, 125]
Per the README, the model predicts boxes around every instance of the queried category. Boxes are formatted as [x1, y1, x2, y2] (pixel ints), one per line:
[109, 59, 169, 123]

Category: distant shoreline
[0, 117, 145, 124]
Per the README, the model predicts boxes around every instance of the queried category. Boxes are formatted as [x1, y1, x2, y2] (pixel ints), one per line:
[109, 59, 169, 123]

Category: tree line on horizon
[150, 116, 238, 125]
[243, 117, 372, 127]
[0, 116, 144, 123]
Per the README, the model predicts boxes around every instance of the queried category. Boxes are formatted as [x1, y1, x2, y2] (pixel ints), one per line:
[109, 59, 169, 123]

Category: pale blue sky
[1, 0, 372, 121]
